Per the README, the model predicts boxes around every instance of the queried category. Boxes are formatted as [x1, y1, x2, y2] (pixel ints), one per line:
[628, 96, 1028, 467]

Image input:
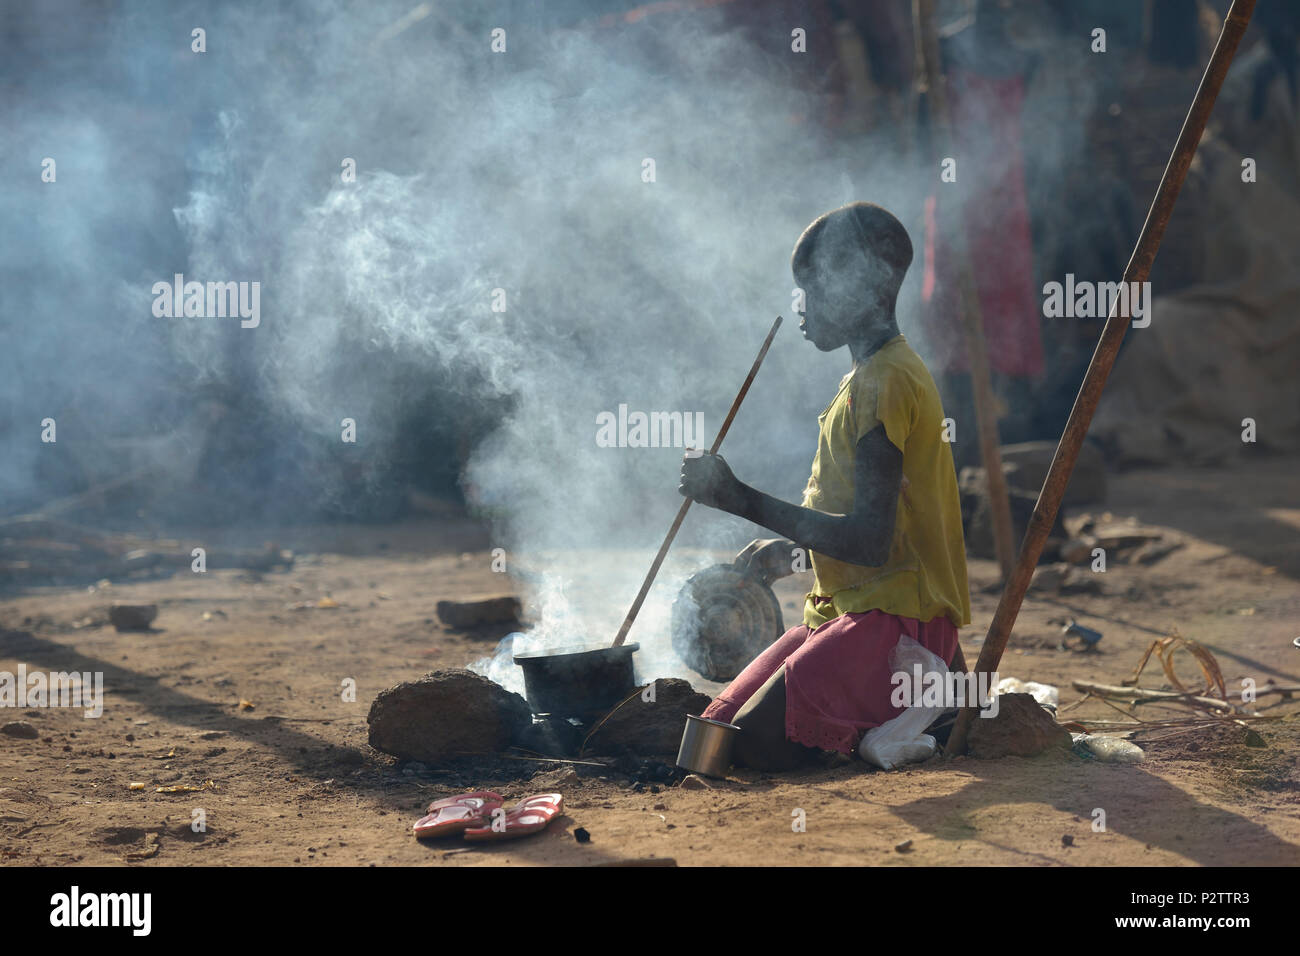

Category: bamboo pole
[947, 0, 1258, 755]
[914, 0, 1018, 582]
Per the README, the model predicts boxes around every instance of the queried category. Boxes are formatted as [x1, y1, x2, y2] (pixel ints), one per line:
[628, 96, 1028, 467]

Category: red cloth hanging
[919, 68, 1044, 379]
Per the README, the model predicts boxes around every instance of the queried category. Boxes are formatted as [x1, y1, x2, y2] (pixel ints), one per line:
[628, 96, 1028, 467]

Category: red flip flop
[413, 791, 504, 840]
[463, 793, 564, 842]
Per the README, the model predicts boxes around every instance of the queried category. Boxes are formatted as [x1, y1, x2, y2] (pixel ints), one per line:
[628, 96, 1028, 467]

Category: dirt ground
[1, 457, 1298, 867]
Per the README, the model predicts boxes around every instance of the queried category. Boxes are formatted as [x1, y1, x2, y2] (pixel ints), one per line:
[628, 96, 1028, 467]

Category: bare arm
[679, 424, 902, 568]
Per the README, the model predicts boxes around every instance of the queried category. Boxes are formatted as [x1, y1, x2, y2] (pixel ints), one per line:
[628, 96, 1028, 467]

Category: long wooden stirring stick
[611, 314, 784, 648]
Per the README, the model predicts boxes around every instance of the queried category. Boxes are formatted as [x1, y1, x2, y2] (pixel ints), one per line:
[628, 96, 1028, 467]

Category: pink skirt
[700, 610, 959, 754]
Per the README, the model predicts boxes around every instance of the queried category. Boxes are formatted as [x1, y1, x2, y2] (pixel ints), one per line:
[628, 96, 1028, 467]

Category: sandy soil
[1, 458, 1298, 867]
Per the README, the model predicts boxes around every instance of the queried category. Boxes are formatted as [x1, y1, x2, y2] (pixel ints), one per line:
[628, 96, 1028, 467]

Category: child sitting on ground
[678, 202, 971, 770]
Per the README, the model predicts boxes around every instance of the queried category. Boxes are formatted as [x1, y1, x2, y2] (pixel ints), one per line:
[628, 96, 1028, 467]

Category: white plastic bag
[858, 634, 949, 770]
[1072, 733, 1145, 764]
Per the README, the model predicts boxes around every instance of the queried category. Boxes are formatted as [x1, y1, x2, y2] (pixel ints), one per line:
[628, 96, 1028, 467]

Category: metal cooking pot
[671, 564, 783, 682]
[675, 714, 740, 778]
[513, 643, 640, 718]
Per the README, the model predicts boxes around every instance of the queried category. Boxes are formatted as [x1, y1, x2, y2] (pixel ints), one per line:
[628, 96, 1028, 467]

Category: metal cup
[675, 714, 740, 778]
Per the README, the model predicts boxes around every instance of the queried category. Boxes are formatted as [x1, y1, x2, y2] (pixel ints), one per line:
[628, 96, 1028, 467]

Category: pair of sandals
[413, 791, 564, 842]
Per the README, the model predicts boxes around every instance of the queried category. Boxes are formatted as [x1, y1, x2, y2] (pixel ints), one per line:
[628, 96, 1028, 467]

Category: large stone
[585, 678, 713, 756]
[366, 668, 532, 763]
[959, 440, 1107, 563]
[999, 440, 1108, 506]
[962, 483, 1065, 564]
[109, 604, 157, 631]
[966, 693, 1072, 759]
[1, 721, 39, 740]
[435, 596, 521, 630]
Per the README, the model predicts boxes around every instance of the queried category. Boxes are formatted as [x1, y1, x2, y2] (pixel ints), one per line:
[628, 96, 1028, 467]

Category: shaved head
[791, 203, 912, 352]
[792, 202, 912, 303]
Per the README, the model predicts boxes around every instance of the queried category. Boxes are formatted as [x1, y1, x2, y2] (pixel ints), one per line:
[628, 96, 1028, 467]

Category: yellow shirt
[801, 335, 971, 630]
